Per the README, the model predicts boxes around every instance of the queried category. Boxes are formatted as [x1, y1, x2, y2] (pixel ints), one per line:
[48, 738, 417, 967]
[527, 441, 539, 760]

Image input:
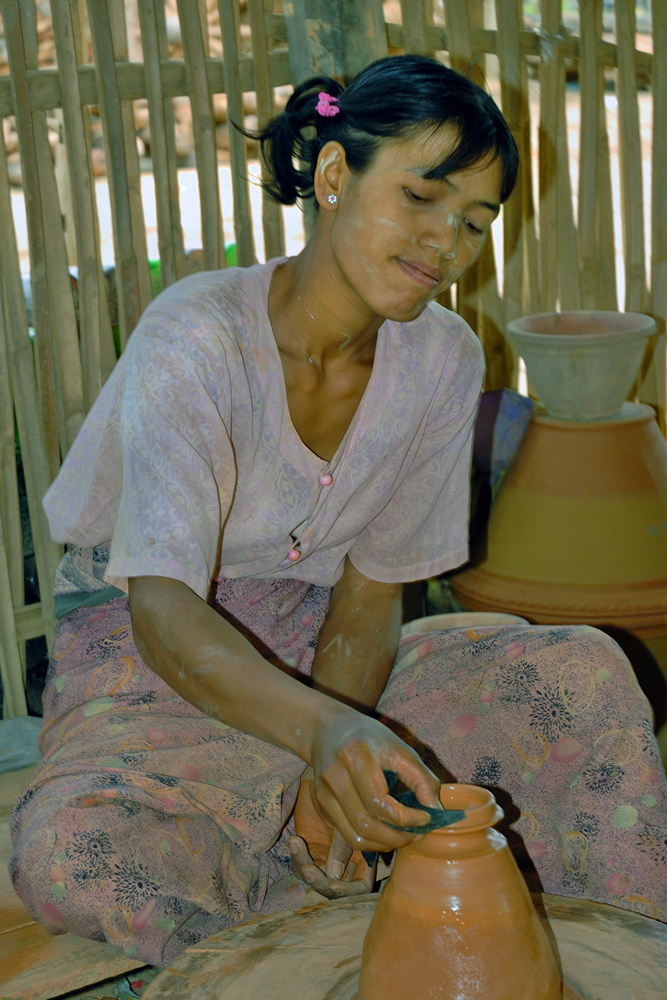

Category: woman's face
[322, 127, 504, 323]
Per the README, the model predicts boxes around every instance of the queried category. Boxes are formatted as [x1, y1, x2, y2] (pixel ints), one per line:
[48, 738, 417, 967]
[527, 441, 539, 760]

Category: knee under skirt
[9, 577, 667, 966]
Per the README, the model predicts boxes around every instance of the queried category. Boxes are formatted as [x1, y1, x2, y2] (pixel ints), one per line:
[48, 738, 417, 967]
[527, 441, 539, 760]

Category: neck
[269, 210, 383, 365]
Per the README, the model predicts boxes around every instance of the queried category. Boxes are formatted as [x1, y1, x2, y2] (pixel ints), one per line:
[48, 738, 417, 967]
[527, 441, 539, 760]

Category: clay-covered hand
[288, 832, 374, 898]
[310, 710, 442, 853]
[292, 775, 372, 896]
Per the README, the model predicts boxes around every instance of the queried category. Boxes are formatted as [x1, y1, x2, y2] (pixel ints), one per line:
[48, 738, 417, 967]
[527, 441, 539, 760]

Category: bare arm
[311, 556, 402, 710]
[128, 575, 330, 762]
[128, 575, 440, 853]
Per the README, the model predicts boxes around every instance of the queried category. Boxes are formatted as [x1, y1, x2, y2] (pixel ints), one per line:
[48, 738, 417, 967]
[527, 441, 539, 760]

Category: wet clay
[359, 784, 561, 1000]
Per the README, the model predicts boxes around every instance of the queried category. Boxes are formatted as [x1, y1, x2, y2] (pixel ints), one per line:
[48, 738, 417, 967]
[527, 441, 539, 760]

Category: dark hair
[243, 55, 519, 206]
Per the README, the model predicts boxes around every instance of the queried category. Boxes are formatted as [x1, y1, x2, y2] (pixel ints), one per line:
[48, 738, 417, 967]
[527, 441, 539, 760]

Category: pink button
[287, 548, 301, 562]
[319, 473, 333, 487]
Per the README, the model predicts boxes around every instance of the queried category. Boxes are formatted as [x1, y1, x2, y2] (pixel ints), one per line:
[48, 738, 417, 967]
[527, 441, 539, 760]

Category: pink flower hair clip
[316, 92, 340, 117]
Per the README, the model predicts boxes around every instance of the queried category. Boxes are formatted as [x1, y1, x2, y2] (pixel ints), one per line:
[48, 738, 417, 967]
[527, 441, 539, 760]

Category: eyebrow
[407, 167, 500, 215]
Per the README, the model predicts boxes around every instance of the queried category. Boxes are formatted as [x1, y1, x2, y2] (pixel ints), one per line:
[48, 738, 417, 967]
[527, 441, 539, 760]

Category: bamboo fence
[0, 0, 664, 716]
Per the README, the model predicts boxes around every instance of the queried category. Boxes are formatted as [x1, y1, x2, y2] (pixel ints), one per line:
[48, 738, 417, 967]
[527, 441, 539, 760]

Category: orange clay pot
[359, 784, 561, 1000]
[450, 403, 667, 676]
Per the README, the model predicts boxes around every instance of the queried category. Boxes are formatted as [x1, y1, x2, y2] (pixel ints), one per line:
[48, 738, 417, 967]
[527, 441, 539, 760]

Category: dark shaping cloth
[362, 771, 465, 865]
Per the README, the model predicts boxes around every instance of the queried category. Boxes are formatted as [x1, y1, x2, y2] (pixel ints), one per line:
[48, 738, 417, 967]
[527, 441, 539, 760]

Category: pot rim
[436, 783, 504, 832]
[507, 310, 656, 341]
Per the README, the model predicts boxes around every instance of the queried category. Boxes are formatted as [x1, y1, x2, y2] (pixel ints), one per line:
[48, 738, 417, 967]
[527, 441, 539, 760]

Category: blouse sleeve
[104, 320, 237, 599]
[348, 323, 484, 583]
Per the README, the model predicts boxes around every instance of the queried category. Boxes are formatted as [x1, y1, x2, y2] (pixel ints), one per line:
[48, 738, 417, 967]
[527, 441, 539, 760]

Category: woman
[10, 56, 666, 966]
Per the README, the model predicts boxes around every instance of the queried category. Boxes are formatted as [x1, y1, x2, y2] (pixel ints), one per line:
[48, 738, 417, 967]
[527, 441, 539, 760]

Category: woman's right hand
[310, 707, 443, 853]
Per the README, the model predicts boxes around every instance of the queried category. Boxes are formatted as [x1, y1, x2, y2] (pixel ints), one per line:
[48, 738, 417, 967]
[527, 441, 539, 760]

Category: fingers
[316, 766, 422, 852]
[325, 828, 352, 879]
[316, 743, 441, 850]
[387, 753, 442, 811]
[311, 712, 444, 851]
[288, 835, 374, 900]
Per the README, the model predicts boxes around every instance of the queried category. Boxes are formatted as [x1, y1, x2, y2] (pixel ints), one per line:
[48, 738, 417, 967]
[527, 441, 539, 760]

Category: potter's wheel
[143, 893, 667, 999]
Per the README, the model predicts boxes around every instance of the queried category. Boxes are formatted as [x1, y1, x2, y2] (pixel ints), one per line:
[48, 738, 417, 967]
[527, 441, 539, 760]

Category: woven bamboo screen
[0, 0, 663, 716]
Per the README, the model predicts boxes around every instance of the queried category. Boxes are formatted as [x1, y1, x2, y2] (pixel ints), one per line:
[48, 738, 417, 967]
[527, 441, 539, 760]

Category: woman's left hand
[289, 776, 375, 898]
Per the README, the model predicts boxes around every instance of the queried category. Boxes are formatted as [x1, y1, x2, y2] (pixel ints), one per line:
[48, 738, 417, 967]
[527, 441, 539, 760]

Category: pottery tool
[361, 770, 465, 865]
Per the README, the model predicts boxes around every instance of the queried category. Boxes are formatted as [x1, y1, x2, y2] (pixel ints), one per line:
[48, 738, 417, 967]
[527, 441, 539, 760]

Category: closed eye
[404, 187, 431, 204]
[465, 220, 484, 235]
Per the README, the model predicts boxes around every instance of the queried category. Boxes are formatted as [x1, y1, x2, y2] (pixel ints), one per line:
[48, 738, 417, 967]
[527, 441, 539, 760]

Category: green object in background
[148, 258, 162, 298]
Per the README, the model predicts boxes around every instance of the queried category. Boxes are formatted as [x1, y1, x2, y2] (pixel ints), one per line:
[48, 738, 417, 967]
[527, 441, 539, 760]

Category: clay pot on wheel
[359, 784, 560, 1000]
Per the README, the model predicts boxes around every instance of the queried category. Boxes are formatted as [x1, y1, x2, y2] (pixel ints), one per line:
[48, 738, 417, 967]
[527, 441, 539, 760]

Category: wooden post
[51, 0, 114, 410]
[538, 0, 561, 313]
[248, 0, 285, 260]
[2, 0, 85, 468]
[400, 0, 430, 55]
[177, 0, 225, 272]
[283, 0, 387, 237]
[0, 308, 23, 613]
[108, 0, 153, 314]
[615, 0, 648, 314]
[0, 511, 28, 718]
[216, 0, 256, 267]
[494, 0, 524, 330]
[284, 0, 388, 85]
[642, 0, 667, 432]
[86, 0, 143, 349]
[136, 0, 188, 290]
[0, 125, 61, 650]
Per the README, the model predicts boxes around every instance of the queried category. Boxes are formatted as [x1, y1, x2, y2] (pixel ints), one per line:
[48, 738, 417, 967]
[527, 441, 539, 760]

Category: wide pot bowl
[507, 311, 656, 420]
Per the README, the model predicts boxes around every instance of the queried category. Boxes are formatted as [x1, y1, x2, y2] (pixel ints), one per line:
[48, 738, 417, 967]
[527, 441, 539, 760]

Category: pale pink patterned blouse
[43, 259, 484, 598]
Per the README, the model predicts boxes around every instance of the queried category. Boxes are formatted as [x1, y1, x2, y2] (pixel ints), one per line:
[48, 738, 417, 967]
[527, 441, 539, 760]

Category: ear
[313, 141, 347, 211]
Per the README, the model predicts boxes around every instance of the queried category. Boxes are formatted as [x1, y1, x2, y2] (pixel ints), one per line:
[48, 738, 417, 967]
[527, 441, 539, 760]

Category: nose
[426, 215, 459, 261]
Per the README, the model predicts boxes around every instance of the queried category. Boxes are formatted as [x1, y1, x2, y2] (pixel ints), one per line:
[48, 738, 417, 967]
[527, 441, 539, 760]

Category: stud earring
[327, 194, 338, 205]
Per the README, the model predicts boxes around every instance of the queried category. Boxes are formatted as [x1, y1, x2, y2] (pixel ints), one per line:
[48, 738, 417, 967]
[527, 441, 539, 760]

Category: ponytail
[237, 56, 519, 206]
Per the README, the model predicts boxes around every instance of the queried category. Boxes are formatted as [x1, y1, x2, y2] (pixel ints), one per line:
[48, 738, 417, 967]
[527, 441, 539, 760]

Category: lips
[396, 258, 444, 287]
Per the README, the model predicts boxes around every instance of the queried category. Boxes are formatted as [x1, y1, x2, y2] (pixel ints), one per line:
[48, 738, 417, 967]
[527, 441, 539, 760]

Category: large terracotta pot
[451, 403, 667, 672]
[359, 784, 561, 1000]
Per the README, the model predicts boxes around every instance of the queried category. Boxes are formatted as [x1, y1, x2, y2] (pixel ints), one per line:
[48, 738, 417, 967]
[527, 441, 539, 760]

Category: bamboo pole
[2, 0, 60, 476]
[537, 0, 560, 312]
[217, 0, 256, 267]
[576, 0, 617, 309]
[86, 0, 142, 349]
[494, 0, 524, 328]
[109, 0, 153, 314]
[577, 0, 600, 308]
[594, 69, 618, 310]
[444, 0, 473, 73]
[444, 0, 477, 335]
[441, 0, 509, 389]
[651, 0, 667, 330]
[615, 0, 647, 313]
[555, 85, 581, 310]
[518, 43, 539, 313]
[642, 0, 667, 431]
[538, 0, 580, 310]
[51, 0, 110, 409]
[137, 0, 188, 290]
[73, 0, 118, 384]
[440, 0, 508, 388]
[400, 0, 430, 54]
[0, 126, 60, 650]
[0, 512, 28, 718]
[248, 0, 285, 261]
[0, 309, 23, 612]
[19, 0, 86, 456]
[177, 0, 225, 271]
